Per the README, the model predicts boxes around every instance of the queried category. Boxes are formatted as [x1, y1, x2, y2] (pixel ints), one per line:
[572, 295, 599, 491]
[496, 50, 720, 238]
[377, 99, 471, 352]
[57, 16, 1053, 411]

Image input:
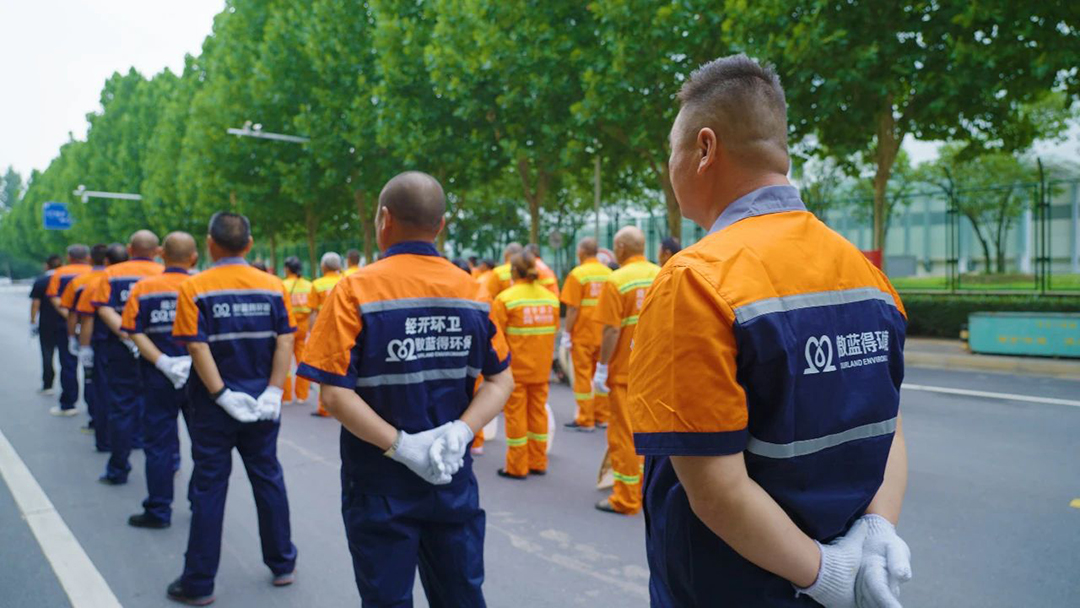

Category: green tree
[730, 0, 1080, 252]
[0, 166, 22, 211]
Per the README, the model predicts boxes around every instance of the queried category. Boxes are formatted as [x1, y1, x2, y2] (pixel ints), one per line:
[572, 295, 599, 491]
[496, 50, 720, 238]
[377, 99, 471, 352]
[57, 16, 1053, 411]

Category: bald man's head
[577, 237, 598, 259]
[129, 230, 160, 258]
[378, 172, 446, 233]
[503, 242, 523, 263]
[614, 226, 645, 263]
[162, 232, 197, 266]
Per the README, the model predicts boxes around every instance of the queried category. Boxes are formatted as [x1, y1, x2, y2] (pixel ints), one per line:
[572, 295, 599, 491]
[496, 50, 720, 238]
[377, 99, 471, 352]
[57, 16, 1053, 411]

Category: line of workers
[28, 200, 681, 605]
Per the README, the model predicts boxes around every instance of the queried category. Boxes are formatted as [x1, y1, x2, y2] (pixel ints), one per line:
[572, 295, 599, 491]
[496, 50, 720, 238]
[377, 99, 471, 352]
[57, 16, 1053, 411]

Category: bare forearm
[97, 307, 125, 337]
[866, 414, 907, 524]
[31, 300, 40, 323]
[79, 316, 94, 346]
[459, 369, 514, 434]
[268, 334, 294, 389]
[322, 385, 398, 451]
[564, 306, 578, 336]
[66, 313, 78, 338]
[131, 333, 164, 364]
[672, 454, 821, 588]
[598, 326, 619, 364]
[188, 343, 225, 393]
[50, 297, 69, 320]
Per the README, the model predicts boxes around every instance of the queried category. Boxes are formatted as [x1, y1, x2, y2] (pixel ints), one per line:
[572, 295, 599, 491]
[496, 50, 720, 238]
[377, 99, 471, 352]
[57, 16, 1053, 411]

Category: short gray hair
[320, 251, 342, 271]
[678, 54, 789, 173]
[67, 244, 90, 261]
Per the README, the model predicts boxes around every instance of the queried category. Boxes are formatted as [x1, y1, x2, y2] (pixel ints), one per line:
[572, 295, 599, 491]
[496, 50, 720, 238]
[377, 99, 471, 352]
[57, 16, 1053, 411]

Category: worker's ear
[697, 127, 718, 175]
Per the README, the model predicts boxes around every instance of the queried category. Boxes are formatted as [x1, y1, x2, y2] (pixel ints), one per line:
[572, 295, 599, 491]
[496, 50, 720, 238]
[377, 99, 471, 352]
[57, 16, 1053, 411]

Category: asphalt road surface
[1, 285, 1077, 607]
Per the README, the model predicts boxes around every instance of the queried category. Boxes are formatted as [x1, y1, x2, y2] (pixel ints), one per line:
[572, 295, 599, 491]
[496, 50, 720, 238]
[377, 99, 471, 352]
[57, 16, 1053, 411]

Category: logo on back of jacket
[803, 331, 890, 375]
[387, 314, 472, 362]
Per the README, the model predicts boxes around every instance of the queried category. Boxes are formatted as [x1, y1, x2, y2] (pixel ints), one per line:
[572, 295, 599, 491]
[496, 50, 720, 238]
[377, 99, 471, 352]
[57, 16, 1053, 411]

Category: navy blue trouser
[342, 476, 486, 608]
[38, 328, 59, 390]
[102, 340, 144, 481]
[57, 333, 78, 409]
[141, 366, 187, 522]
[91, 339, 111, 452]
[181, 391, 296, 596]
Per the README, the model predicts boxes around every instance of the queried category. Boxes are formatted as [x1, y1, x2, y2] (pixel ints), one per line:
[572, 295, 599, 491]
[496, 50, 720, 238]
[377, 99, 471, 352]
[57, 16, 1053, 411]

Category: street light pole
[226, 121, 310, 144]
[72, 185, 142, 203]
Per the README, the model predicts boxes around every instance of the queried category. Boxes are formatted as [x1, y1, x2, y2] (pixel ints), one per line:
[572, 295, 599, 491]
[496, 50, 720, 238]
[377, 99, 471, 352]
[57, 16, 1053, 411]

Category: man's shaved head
[66, 244, 90, 262]
[614, 226, 646, 261]
[378, 171, 445, 232]
[162, 232, 197, 265]
[577, 237, 598, 258]
[129, 230, 160, 258]
[106, 243, 129, 265]
[503, 242, 523, 262]
[675, 53, 789, 174]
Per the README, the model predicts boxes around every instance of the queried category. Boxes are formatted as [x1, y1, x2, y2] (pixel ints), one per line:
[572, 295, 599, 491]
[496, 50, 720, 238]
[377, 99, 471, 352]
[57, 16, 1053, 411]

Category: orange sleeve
[76, 276, 104, 315]
[88, 273, 111, 308]
[59, 280, 78, 310]
[279, 280, 297, 332]
[120, 283, 141, 333]
[483, 272, 501, 299]
[593, 279, 622, 329]
[560, 272, 582, 308]
[629, 266, 748, 456]
[308, 285, 323, 311]
[45, 272, 62, 297]
[297, 280, 363, 387]
[491, 298, 509, 336]
[172, 280, 203, 341]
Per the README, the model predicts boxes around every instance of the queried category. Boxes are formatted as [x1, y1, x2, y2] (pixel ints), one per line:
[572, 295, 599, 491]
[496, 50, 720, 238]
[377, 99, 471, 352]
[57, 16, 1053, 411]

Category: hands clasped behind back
[387, 422, 462, 485]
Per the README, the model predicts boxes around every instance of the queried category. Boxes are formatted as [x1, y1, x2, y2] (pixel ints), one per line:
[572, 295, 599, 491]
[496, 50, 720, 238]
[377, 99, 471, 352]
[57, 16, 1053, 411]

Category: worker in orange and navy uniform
[29, 254, 63, 396]
[44, 244, 93, 416]
[524, 243, 559, 298]
[491, 250, 559, 479]
[298, 172, 513, 607]
[167, 212, 297, 604]
[307, 251, 344, 417]
[59, 244, 108, 437]
[120, 232, 198, 529]
[281, 256, 313, 404]
[628, 55, 911, 608]
[344, 248, 362, 276]
[592, 226, 659, 515]
[483, 242, 522, 298]
[560, 237, 613, 432]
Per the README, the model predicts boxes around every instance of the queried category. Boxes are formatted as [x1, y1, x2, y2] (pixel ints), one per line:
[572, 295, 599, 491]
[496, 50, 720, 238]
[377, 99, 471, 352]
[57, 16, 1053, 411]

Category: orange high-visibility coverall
[561, 258, 613, 427]
[282, 275, 313, 402]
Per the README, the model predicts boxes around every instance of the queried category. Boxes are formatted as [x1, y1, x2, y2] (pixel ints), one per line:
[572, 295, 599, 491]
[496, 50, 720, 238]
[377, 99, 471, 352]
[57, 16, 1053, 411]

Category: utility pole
[226, 121, 310, 144]
[72, 185, 142, 203]
[594, 156, 601, 242]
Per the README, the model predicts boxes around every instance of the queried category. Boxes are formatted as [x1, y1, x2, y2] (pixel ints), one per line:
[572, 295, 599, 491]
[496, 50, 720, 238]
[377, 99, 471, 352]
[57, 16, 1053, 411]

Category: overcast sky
[0, 1, 1075, 183]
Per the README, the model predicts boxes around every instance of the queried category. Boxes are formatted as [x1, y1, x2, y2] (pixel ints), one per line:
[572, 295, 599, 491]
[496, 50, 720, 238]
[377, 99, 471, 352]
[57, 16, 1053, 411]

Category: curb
[905, 351, 1080, 380]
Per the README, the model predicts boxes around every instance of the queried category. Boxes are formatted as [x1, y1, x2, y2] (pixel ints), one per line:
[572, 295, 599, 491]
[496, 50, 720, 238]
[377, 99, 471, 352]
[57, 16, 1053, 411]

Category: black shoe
[98, 475, 126, 486]
[497, 468, 527, 480]
[529, 469, 547, 476]
[79, 425, 94, 435]
[596, 422, 609, 429]
[128, 512, 170, 529]
[167, 579, 215, 606]
[272, 571, 296, 587]
[563, 421, 595, 433]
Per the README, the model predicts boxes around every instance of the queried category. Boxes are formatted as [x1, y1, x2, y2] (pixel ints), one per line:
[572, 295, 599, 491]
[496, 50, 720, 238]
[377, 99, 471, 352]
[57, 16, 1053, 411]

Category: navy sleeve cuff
[172, 334, 206, 343]
[634, 429, 748, 457]
[297, 363, 355, 389]
[481, 354, 511, 378]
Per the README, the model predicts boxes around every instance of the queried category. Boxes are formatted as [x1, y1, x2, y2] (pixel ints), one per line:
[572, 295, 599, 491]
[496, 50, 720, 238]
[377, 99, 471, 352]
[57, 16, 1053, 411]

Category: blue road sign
[42, 201, 74, 230]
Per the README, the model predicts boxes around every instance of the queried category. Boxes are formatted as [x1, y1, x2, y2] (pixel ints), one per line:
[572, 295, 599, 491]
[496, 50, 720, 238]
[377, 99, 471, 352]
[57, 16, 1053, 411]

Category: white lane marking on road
[903, 383, 1080, 409]
[0, 428, 122, 608]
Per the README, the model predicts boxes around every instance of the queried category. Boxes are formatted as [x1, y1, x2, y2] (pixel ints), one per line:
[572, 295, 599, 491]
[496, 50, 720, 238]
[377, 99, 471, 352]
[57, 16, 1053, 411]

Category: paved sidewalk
[905, 337, 1080, 379]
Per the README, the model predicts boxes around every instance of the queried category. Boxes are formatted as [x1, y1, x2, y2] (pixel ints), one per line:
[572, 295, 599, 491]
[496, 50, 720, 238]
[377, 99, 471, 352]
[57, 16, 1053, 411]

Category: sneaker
[128, 512, 170, 529]
[49, 406, 78, 417]
[271, 571, 296, 587]
[38, 387, 56, 395]
[595, 498, 634, 515]
[596, 422, 609, 429]
[309, 411, 330, 418]
[79, 425, 94, 435]
[563, 421, 595, 433]
[98, 475, 127, 486]
[167, 578, 215, 606]
[496, 468, 528, 480]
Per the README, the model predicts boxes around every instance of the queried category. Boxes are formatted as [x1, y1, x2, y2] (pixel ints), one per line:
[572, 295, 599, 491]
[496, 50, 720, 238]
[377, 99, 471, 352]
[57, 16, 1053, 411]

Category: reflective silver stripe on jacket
[734, 287, 897, 325]
[355, 366, 482, 388]
[195, 289, 282, 301]
[206, 331, 279, 342]
[746, 417, 897, 459]
[359, 297, 490, 314]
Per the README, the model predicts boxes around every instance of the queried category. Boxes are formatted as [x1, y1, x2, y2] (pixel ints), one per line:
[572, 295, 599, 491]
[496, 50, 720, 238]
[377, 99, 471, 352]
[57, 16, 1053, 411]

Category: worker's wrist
[210, 386, 227, 401]
[383, 430, 404, 458]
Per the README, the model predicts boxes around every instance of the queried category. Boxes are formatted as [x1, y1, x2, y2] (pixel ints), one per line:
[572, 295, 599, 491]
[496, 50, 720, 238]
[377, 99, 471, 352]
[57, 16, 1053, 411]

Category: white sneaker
[49, 406, 78, 417]
[39, 387, 56, 395]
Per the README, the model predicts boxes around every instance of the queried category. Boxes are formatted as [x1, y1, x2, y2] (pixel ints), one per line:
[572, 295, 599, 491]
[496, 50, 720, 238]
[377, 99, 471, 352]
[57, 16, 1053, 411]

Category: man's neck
[701, 173, 791, 230]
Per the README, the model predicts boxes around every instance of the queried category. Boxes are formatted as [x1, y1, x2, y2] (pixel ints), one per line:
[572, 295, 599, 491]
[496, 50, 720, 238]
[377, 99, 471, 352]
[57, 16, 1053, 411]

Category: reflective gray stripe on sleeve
[355, 366, 482, 388]
[734, 287, 897, 324]
[206, 330, 279, 342]
[746, 417, 897, 459]
[359, 297, 490, 314]
[144, 326, 175, 335]
[195, 289, 283, 301]
[138, 292, 177, 302]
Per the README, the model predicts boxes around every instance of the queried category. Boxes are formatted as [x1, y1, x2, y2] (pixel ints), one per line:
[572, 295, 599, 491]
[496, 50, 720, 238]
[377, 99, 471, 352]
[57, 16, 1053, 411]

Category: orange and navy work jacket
[492, 281, 559, 384]
[298, 241, 510, 495]
[534, 258, 560, 298]
[628, 186, 907, 605]
[172, 258, 296, 397]
[62, 266, 107, 340]
[121, 268, 192, 358]
[83, 258, 164, 341]
[45, 263, 92, 302]
[560, 258, 613, 347]
[594, 256, 660, 385]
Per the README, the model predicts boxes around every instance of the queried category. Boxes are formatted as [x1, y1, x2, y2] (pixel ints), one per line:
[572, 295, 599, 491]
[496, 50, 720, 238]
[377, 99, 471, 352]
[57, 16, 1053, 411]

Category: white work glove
[68, 336, 80, 356]
[796, 518, 869, 608]
[256, 386, 284, 421]
[122, 338, 139, 358]
[78, 345, 94, 368]
[592, 363, 610, 396]
[429, 420, 475, 477]
[559, 332, 571, 351]
[386, 422, 455, 485]
[215, 389, 261, 423]
[855, 515, 912, 608]
[30, 322, 40, 338]
[154, 354, 192, 390]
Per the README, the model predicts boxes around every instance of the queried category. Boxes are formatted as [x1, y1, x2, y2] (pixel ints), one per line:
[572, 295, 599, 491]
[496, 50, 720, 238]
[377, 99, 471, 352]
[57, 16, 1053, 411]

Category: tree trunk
[964, 213, 992, 274]
[355, 189, 374, 262]
[872, 98, 902, 254]
[516, 158, 549, 246]
[268, 232, 278, 275]
[659, 163, 681, 240]
[305, 204, 318, 276]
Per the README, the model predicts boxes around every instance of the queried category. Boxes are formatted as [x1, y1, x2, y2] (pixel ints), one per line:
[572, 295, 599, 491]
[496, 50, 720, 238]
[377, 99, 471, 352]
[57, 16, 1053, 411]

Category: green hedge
[901, 294, 1080, 338]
